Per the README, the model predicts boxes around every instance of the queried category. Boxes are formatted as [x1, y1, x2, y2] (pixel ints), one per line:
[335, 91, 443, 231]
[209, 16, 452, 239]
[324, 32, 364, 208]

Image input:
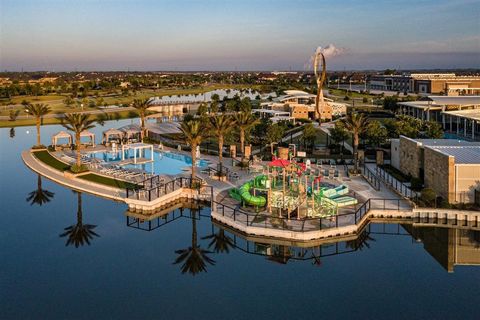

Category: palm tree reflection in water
[202, 227, 235, 254]
[60, 192, 100, 248]
[174, 207, 215, 275]
[26, 174, 55, 206]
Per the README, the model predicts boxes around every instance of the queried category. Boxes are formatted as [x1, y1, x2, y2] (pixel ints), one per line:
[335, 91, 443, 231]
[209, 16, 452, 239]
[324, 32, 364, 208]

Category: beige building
[258, 90, 346, 121]
[369, 73, 480, 95]
[394, 136, 480, 203]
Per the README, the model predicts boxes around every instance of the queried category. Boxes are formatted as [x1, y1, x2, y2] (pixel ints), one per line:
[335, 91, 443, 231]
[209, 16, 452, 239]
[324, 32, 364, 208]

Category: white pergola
[51, 131, 72, 148]
[121, 143, 154, 164]
[102, 128, 124, 144]
[80, 130, 96, 147]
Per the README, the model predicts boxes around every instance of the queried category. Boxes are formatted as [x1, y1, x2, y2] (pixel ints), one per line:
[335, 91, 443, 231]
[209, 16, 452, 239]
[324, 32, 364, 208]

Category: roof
[52, 131, 71, 139]
[103, 128, 124, 135]
[427, 146, 480, 164]
[413, 138, 480, 147]
[398, 96, 480, 110]
[443, 109, 480, 122]
[252, 109, 290, 115]
[80, 130, 95, 137]
[428, 96, 480, 106]
[119, 124, 141, 134]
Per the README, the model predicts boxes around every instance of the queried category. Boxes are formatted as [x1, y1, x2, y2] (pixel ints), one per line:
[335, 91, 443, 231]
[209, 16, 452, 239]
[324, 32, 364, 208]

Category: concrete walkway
[22, 151, 126, 202]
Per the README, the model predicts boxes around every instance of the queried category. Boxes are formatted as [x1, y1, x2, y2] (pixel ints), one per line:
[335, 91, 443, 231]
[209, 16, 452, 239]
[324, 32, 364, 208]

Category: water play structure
[228, 158, 358, 218]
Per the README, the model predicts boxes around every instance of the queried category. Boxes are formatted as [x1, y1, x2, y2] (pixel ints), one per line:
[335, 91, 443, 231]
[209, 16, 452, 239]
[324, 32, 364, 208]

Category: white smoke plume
[315, 44, 345, 58]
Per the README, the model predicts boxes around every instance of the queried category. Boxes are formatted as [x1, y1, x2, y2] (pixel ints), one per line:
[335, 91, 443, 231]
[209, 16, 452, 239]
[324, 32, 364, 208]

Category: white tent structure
[80, 130, 96, 147]
[120, 124, 142, 143]
[102, 128, 124, 144]
[51, 131, 73, 149]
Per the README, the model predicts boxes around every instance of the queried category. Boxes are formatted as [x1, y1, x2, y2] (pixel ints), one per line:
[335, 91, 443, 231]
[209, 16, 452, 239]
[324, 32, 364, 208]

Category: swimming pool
[88, 149, 208, 175]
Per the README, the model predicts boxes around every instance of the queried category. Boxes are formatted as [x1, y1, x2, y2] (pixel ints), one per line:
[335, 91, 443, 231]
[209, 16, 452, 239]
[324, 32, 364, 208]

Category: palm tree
[180, 120, 205, 179]
[60, 192, 99, 248]
[26, 174, 55, 206]
[25, 103, 51, 146]
[174, 209, 215, 275]
[209, 114, 235, 175]
[342, 112, 368, 173]
[234, 111, 259, 158]
[131, 98, 151, 141]
[61, 113, 96, 169]
[202, 228, 234, 254]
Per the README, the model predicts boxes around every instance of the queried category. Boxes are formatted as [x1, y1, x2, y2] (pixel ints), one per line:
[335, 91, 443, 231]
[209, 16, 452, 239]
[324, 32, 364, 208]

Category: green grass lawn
[33, 150, 138, 189]
[33, 150, 71, 171]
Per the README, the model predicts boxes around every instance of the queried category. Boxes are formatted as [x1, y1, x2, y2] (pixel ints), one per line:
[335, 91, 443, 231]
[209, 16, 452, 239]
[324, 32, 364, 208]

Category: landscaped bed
[32, 150, 138, 190]
[33, 150, 71, 171]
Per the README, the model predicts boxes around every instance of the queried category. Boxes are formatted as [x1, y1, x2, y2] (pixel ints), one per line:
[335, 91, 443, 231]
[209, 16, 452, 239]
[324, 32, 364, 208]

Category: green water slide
[239, 180, 266, 207]
[229, 175, 267, 207]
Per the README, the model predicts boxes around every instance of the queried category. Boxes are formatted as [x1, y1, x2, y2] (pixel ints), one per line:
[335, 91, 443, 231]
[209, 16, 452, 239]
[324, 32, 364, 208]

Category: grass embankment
[33, 150, 137, 189]
[0, 109, 139, 128]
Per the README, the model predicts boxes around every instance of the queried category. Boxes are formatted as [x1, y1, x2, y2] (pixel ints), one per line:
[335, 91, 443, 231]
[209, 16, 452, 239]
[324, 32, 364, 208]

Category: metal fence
[362, 165, 381, 190]
[126, 176, 207, 202]
[213, 198, 407, 233]
[375, 166, 420, 199]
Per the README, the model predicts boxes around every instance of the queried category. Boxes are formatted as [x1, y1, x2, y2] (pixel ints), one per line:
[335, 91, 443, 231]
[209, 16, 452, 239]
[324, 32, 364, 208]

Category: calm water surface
[1, 120, 479, 320]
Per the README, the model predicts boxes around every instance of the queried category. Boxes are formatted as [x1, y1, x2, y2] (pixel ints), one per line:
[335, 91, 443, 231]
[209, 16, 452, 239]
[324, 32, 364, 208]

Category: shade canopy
[51, 131, 72, 147]
[102, 128, 124, 144]
[80, 130, 96, 146]
[120, 124, 142, 138]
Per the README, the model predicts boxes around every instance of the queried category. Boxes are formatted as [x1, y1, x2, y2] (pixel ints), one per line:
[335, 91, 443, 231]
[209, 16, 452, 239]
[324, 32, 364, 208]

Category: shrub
[70, 164, 89, 173]
[421, 188, 436, 205]
[410, 177, 423, 191]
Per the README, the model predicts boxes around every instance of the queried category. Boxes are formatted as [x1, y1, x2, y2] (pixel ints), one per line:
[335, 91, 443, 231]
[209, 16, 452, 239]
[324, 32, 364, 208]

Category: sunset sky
[1, 0, 479, 71]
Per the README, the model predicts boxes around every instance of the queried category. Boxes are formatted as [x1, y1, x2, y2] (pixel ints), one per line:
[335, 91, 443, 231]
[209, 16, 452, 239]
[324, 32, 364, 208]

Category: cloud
[315, 44, 346, 58]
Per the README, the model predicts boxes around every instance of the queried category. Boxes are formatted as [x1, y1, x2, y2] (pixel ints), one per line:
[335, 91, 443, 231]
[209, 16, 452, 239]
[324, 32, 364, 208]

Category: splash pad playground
[229, 159, 358, 219]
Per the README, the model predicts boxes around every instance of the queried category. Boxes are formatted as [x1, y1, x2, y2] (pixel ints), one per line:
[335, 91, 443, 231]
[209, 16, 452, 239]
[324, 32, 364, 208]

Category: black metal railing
[212, 198, 407, 233]
[362, 165, 381, 190]
[375, 166, 419, 199]
[126, 176, 205, 201]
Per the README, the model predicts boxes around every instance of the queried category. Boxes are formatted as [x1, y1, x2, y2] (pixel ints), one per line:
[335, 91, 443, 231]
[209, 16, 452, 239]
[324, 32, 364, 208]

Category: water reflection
[405, 225, 480, 272]
[9, 127, 15, 138]
[59, 192, 100, 248]
[345, 230, 376, 251]
[26, 174, 55, 206]
[174, 205, 216, 276]
[202, 227, 235, 254]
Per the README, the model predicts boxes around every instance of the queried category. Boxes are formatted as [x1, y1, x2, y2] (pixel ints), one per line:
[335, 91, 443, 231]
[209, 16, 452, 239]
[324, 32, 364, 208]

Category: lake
[1, 120, 479, 320]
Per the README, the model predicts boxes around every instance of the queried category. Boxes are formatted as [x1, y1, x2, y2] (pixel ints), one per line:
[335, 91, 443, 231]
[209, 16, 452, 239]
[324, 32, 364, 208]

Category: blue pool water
[89, 149, 208, 175]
